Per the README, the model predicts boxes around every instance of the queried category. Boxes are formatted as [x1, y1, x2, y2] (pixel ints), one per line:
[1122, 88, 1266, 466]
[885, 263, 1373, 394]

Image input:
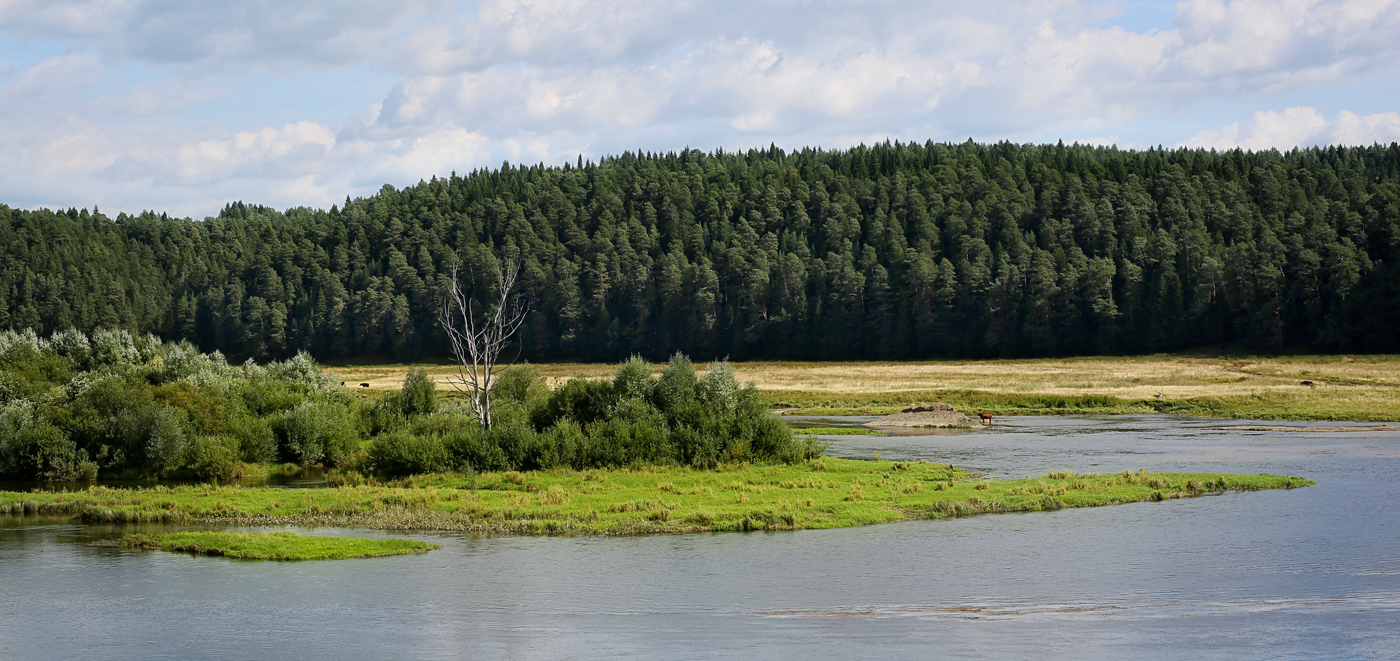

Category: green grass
[119, 531, 440, 561]
[3, 459, 1313, 535]
[792, 427, 882, 435]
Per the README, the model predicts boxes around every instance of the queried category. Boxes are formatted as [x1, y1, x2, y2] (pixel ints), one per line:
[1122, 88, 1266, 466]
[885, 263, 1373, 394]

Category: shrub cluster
[0, 328, 357, 480]
[364, 354, 823, 477]
[0, 328, 819, 481]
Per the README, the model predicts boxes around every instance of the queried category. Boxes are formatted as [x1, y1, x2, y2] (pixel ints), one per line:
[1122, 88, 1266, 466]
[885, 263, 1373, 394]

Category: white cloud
[170, 121, 338, 182]
[0, 0, 444, 73]
[1332, 109, 1400, 144]
[0, 51, 104, 102]
[366, 0, 1400, 147]
[1168, 0, 1400, 93]
[1181, 106, 1400, 149]
[1, 0, 1399, 216]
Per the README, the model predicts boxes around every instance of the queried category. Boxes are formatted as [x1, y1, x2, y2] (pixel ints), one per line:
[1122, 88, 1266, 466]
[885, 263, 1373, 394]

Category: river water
[2, 415, 1398, 660]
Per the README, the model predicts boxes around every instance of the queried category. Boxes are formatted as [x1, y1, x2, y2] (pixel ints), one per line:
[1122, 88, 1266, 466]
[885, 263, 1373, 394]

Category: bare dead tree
[439, 258, 528, 431]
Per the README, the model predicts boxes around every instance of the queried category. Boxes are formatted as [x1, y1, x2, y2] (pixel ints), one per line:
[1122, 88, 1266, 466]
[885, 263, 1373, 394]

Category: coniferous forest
[3, 140, 1399, 363]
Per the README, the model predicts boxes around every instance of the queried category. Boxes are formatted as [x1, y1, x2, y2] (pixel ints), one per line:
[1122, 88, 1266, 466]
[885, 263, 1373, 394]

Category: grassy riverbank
[118, 531, 440, 561]
[328, 354, 1400, 421]
[2, 459, 1313, 535]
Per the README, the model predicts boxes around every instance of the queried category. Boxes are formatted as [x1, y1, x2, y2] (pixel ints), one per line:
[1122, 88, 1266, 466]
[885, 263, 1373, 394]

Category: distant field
[326, 354, 1400, 421]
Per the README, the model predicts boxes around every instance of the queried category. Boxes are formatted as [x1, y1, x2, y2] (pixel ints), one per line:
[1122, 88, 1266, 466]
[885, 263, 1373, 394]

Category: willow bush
[364, 354, 822, 477]
[0, 328, 355, 480]
[0, 328, 815, 480]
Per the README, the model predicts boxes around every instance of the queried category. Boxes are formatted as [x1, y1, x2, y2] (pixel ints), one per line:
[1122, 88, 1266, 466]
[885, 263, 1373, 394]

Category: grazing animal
[978, 412, 994, 425]
[1301, 380, 1314, 387]
[360, 383, 370, 388]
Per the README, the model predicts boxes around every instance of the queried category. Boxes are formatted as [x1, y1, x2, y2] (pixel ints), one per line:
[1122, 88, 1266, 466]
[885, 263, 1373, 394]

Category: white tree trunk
[438, 258, 527, 431]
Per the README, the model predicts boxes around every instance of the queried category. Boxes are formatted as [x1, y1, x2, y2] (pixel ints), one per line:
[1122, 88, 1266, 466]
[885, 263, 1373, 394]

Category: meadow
[3, 458, 1312, 535]
[330, 354, 1400, 421]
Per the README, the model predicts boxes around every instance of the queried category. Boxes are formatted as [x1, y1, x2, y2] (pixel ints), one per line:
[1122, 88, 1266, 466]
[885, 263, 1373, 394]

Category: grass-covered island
[117, 531, 440, 561]
[5, 460, 1312, 534]
[0, 328, 1315, 535]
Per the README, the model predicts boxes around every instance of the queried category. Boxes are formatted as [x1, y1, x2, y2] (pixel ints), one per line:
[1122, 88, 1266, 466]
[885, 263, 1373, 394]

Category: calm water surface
[3, 415, 1398, 660]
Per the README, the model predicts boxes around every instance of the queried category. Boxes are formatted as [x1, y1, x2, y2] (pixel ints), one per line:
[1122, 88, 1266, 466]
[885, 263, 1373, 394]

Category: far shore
[325, 354, 1400, 422]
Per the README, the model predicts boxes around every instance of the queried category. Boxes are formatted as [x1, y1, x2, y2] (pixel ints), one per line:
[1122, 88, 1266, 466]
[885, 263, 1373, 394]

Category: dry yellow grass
[325, 354, 1400, 421]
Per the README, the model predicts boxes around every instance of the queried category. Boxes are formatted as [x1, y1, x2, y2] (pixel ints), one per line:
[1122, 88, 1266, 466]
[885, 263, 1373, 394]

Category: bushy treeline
[364, 355, 820, 477]
[0, 328, 359, 481]
[3, 141, 1399, 361]
[0, 328, 812, 481]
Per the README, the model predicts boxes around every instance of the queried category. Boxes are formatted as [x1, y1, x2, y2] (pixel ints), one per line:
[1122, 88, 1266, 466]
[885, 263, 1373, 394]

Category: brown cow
[978, 412, 993, 425]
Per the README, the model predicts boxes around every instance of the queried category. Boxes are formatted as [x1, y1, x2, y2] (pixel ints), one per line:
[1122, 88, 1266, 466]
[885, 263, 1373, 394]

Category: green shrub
[670, 426, 721, 468]
[276, 401, 357, 466]
[493, 364, 547, 406]
[491, 416, 542, 469]
[151, 382, 228, 435]
[185, 435, 240, 481]
[581, 404, 671, 468]
[0, 331, 810, 479]
[47, 328, 92, 367]
[752, 414, 795, 459]
[144, 406, 190, 473]
[536, 418, 585, 469]
[364, 393, 406, 435]
[405, 410, 472, 435]
[3, 419, 96, 480]
[699, 359, 740, 412]
[612, 356, 652, 401]
[443, 425, 507, 472]
[321, 420, 362, 469]
[366, 430, 452, 477]
[89, 329, 141, 369]
[68, 376, 158, 464]
[225, 414, 277, 463]
[399, 369, 438, 417]
[652, 353, 698, 417]
[0, 329, 370, 478]
[535, 377, 614, 430]
[240, 380, 304, 417]
[0, 373, 20, 405]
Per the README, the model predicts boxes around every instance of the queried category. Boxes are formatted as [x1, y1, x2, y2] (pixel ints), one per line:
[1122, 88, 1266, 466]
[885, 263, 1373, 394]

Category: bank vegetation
[4, 459, 1312, 535]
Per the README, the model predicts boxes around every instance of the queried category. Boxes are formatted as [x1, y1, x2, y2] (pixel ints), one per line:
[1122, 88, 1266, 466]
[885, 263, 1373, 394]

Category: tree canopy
[3, 140, 1399, 361]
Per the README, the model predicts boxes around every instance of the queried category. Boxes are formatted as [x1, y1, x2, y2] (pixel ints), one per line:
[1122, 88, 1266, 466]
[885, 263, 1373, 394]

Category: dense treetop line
[3, 140, 1399, 361]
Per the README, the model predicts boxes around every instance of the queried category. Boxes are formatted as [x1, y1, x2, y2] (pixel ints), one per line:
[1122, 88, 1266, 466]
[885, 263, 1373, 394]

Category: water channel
[3, 415, 1398, 659]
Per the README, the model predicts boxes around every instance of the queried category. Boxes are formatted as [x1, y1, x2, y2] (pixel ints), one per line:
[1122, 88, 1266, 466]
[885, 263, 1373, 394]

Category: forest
[2, 140, 1399, 362]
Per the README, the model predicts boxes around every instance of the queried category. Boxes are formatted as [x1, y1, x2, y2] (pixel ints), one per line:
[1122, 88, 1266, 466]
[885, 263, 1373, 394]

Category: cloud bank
[1183, 107, 1400, 150]
[1, 0, 1398, 216]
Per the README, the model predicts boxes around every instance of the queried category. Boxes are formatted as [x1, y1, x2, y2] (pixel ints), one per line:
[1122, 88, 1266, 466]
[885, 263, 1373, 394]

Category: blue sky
[1, 0, 1398, 217]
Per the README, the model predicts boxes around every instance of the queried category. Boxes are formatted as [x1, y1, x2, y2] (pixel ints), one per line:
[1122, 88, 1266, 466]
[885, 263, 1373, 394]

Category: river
[2, 415, 1398, 659]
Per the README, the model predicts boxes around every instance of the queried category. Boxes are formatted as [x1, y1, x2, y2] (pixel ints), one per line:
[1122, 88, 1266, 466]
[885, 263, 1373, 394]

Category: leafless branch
[438, 257, 529, 431]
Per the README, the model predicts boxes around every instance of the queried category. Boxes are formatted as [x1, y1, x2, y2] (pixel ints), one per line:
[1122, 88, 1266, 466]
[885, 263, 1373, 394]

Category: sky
[1, 0, 1398, 218]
